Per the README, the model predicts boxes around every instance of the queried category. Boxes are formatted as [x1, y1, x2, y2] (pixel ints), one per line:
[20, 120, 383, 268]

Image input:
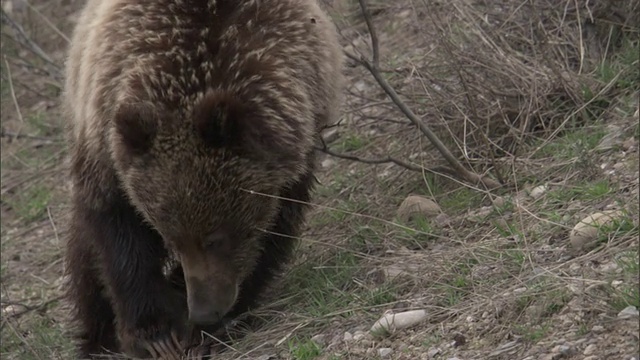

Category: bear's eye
[203, 230, 229, 250]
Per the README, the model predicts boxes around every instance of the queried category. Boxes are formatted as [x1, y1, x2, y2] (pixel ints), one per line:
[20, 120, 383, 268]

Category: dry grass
[1, 0, 638, 359]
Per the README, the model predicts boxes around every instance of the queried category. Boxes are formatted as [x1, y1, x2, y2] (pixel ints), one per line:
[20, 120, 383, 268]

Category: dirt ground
[1, 0, 638, 359]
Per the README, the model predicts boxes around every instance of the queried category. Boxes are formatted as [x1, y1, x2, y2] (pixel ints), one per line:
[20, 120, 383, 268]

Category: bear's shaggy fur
[62, 0, 343, 358]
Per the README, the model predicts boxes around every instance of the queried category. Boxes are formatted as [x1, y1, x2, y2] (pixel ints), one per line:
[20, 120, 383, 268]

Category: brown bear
[61, 0, 344, 358]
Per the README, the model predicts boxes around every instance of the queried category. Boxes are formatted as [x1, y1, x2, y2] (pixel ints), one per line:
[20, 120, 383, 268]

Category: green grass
[289, 337, 323, 360]
[534, 126, 606, 161]
[516, 323, 550, 343]
[546, 179, 616, 203]
[438, 186, 484, 213]
[336, 134, 368, 152]
[285, 251, 360, 318]
[610, 250, 640, 310]
[595, 38, 640, 91]
[1, 314, 72, 359]
[394, 216, 440, 249]
[3, 183, 53, 222]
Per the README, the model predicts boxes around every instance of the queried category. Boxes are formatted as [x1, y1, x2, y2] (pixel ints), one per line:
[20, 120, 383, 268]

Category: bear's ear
[113, 102, 159, 155]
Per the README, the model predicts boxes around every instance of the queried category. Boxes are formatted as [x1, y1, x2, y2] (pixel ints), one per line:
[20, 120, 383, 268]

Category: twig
[0, 128, 60, 142]
[317, 144, 421, 171]
[348, 0, 502, 190]
[317, 141, 464, 180]
[0, 295, 63, 321]
[3, 57, 24, 123]
[1, 8, 62, 80]
[18, 0, 71, 43]
[357, 0, 379, 65]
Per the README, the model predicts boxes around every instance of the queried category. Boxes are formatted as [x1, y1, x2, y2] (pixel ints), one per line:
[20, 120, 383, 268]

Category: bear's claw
[141, 330, 185, 360]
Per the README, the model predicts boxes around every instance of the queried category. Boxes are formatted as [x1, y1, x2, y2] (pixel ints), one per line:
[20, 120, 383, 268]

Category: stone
[397, 195, 441, 222]
[583, 344, 597, 356]
[370, 309, 429, 335]
[343, 331, 353, 342]
[378, 348, 393, 358]
[617, 306, 639, 319]
[529, 185, 548, 199]
[311, 334, 326, 346]
[569, 210, 625, 252]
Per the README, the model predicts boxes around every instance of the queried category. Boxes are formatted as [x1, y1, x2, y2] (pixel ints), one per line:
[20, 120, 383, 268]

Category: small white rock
[370, 309, 428, 334]
[529, 185, 548, 199]
[343, 331, 353, 341]
[255, 355, 275, 360]
[378, 348, 393, 358]
[552, 344, 573, 356]
[617, 305, 639, 319]
[1, 304, 26, 317]
[321, 158, 335, 169]
[492, 196, 507, 208]
[311, 334, 326, 346]
[569, 210, 625, 252]
[353, 330, 366, 341]
[427, 347, 441, 358]
[583, 344, 597, 356]
[591, 325, 605, 333]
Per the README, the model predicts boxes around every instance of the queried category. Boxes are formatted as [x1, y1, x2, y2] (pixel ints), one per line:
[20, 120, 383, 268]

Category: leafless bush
[332, 0, 638, 184]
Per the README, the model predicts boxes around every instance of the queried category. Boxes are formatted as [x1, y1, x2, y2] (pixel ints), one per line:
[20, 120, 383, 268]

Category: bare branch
[3, 57, 24, 123]
[356, 0, 380, 66]
[18, 0, 71, 43]
[346, 0, 502, 190]
[0, 128, 60, 142]
[1, 8, 62, 81]
[316, 144, 422, 171]
[0, 295, 63, 323]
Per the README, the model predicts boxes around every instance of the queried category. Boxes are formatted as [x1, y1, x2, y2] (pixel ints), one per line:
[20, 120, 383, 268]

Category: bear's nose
[185, 277, 238, 325]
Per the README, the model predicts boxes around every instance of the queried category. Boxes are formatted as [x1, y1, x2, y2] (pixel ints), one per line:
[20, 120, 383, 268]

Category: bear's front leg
[80, 196, 189, 359]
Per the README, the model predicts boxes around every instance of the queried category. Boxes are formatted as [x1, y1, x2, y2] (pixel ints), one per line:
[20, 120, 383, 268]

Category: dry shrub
[391, 0, 638, 174]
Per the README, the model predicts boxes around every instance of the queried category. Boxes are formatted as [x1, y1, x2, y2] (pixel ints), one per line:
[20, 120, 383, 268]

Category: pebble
[427, 347, 441, 358]
[617, 306, 639, 319]
[591, 325, 605, 333]
[529, 185, 548, 199]
[583, 344, 597, 356]
[343, 331, 353, 342]
[353, 330, 366, 341]
[256, 355, 275, 360]
[311, 334, 326, 346]
[378, 348, 393, 358]
[370, 309, 429, 334]
[321, 158, 335, 169]
[1, 304, 26, 317]
[552, 344, 574, 357]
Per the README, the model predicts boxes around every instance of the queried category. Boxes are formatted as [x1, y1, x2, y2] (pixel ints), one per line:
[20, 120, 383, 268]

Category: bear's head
[109, 88, 313, 325]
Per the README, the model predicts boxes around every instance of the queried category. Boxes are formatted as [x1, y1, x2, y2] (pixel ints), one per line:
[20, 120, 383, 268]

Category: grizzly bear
[61, 0, 344, 358]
